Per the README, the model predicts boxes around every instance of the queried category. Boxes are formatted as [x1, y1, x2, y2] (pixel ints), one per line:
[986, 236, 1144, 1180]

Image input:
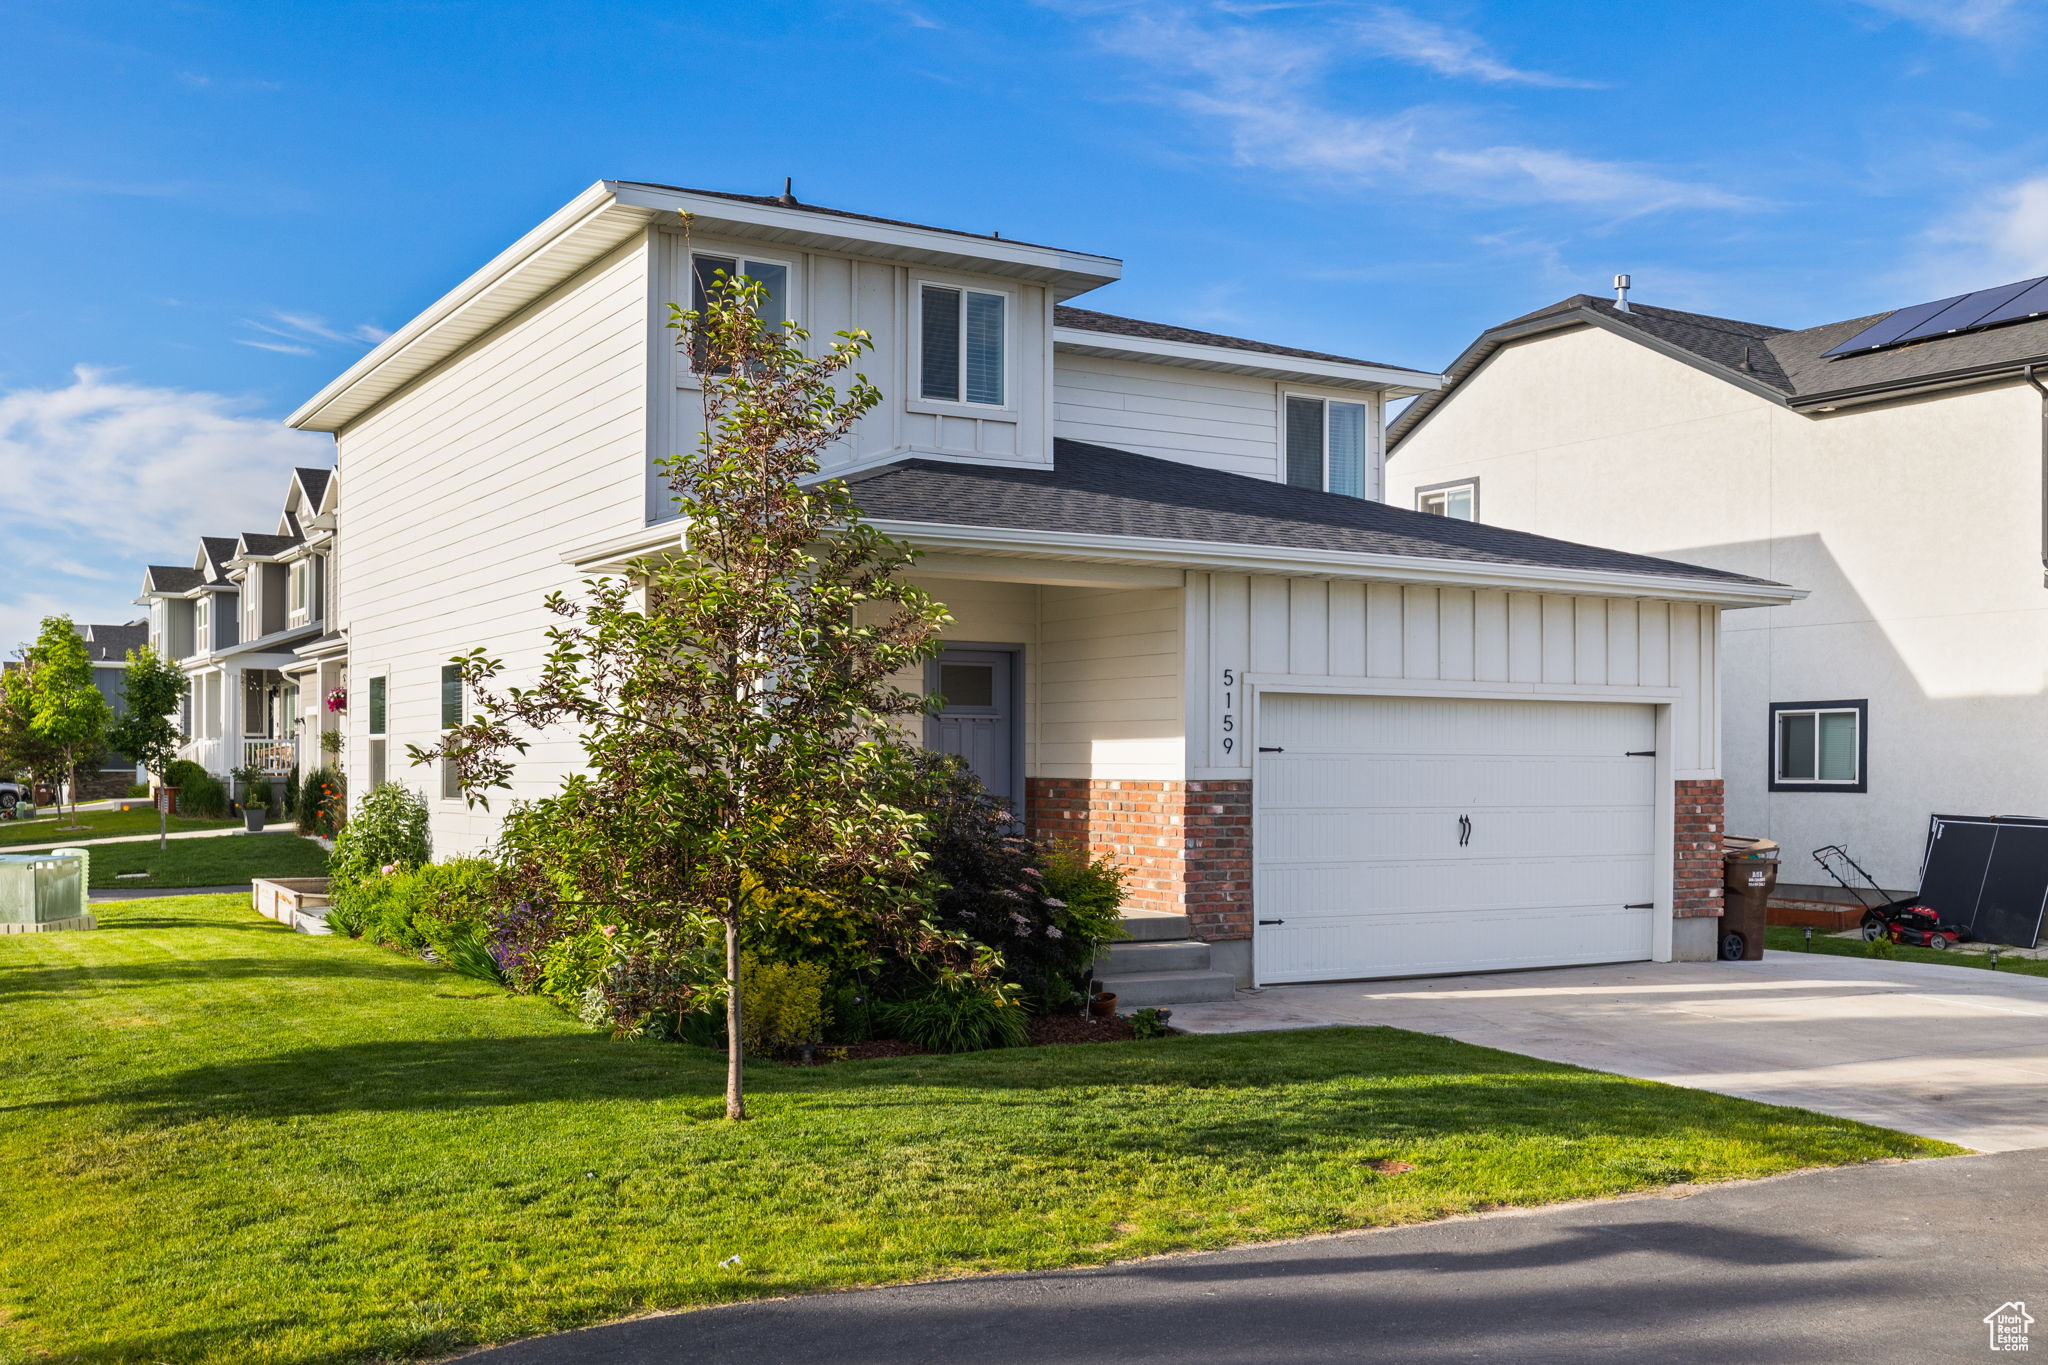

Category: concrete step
[1095, 968, 1239, 1009]
[1097, 938, 1212, 974]
[1118, 909, 1192, 942]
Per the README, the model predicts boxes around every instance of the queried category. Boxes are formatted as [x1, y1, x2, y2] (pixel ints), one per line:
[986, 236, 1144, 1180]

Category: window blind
[1284, 397, 1324, 490]
[920, 286, 961, 401]
[964, 291, 1004, 404]
[1326, 400, 1367, 498]
[440, 665, 463, 730]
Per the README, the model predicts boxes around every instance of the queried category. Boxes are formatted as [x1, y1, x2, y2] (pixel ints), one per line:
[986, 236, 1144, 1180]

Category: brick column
[1025, 777, 1253, 941]
[1673, 777, 1725, 919]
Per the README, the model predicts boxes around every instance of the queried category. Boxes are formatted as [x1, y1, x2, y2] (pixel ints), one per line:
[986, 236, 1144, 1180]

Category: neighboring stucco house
[138, 466, 342, 782]
[1387, 280, 2048, 899]
[286, 180, 1796, 992]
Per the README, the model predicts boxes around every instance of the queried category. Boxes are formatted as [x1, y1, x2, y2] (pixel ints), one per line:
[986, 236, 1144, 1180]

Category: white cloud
[1351, 6, 1601, 88]
[1848, 0, 2021, 39]
[236, 311, 387, 355]
[1079, 4, 1749, 214]
[1908, 174, 2048, 294]
[0, 367, 328, 650]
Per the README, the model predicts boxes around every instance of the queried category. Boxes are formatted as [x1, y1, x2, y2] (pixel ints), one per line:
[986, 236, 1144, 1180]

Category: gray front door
[928, 647, 1018, 809]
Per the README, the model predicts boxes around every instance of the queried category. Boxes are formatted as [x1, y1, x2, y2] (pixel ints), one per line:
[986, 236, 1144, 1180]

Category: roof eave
[864, 518, 1801, 608]
[289, 182, 1127, 433]
[1053, 327, 1441, 394]
[1389, 307, 1792, 451]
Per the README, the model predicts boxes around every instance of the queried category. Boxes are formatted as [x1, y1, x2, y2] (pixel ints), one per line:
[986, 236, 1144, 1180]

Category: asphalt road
[463, 1148, 2047, 1364]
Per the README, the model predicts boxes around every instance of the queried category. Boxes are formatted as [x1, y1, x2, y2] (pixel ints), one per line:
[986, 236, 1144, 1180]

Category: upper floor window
[919, 283, 1006, 407]
[690, 253, 790, 373]
[1284, 396, 1369, 498]
[290, 561, 309, 615]
[1417, 479, 1478, 521]
[1771, 700, 1866, 792]
[194, 596, 211, 647]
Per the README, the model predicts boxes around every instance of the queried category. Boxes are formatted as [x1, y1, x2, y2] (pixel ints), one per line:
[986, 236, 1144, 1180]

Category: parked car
[0, 780, 29, 816]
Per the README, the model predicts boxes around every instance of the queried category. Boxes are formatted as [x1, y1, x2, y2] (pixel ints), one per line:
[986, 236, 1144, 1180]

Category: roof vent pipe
[778, 177, 796, 206]
[1613, 273, 1633, 313]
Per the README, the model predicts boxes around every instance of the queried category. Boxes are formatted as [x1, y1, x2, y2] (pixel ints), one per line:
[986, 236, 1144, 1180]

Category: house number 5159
[1220, 668, 1236, 755]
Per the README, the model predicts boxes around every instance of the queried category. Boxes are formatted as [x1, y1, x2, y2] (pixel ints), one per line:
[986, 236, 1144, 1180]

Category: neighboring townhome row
[137, 465, 342, 785]
[280, 179, 1798, 992]
[1387, 277, 2048, 900]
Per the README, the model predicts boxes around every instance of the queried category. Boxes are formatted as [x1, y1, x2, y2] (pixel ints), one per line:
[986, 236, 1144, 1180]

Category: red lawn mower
[1814, 845, 1972, 950]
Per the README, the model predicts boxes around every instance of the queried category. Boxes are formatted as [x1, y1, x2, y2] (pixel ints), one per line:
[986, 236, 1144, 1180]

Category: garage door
[1255, 693, 1659, 984]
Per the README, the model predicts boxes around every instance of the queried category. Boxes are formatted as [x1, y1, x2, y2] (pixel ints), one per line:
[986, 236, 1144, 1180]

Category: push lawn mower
[1813, 844, 1972, 950]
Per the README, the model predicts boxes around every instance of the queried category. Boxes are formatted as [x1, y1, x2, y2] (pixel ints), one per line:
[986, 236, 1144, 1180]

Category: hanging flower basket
[325, 687, 348, 714]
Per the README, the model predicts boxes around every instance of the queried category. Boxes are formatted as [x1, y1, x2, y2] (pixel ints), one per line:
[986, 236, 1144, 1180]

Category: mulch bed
[788, 1011, 1151, 1064]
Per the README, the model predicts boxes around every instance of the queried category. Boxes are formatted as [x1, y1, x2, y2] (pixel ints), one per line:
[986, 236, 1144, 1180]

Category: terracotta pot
[1089, 993, 1117, 1018]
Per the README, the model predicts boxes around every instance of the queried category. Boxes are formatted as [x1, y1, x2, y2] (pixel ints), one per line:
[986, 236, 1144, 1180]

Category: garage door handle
[1258, 746, 1284, 753]
[1458, 814, 1472, 846]
[1624, 902, 1654, 909]
[1258, 919, 1285, 925]
[1626, 750, 1656, 757]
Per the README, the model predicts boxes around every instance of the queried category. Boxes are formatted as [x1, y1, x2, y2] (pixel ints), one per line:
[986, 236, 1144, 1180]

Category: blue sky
[5, 0, 2047, 646]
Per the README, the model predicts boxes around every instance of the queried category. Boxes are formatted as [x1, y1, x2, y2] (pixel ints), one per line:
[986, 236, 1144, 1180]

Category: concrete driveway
[1171, 951, 2048, 1152]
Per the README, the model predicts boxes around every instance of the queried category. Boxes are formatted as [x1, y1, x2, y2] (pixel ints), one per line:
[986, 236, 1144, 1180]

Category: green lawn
[1765, 924, 2048, 977]
[0, 896, 1956, 1365]
[82, 833, 329, 888]
[0, 807, 239, 849]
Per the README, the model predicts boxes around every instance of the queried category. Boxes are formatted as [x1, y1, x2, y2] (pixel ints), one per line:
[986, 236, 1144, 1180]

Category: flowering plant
[325, 687, 347, 713]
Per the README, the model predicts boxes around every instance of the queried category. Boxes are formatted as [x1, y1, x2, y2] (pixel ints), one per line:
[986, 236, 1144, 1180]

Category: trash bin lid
[1724, 835, 1779, 859]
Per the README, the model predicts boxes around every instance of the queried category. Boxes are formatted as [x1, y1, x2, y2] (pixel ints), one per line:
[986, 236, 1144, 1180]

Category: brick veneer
[1673, 777, 1725, 919]
[1026, 777, 1254, 941]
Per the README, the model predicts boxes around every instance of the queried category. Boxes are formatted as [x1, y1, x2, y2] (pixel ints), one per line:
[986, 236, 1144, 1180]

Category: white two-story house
[139, 466, 341, 785]
[1388, 280, 2048, 906]
[288, 181, 1797, 990]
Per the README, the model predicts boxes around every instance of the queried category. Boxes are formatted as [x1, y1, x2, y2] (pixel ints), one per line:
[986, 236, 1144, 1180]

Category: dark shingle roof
[1393, 287, 2048, 445]
[238, 531, 301, 557]
[615, 182, 1085, 257]
[144, 565, 204, 594]
[295, 466, 332, 506]
[1054, 306, 1431, 376]
[845, 439, 1772, 588]
[198, 537, 240, 584]
[77, 622, 146, 662]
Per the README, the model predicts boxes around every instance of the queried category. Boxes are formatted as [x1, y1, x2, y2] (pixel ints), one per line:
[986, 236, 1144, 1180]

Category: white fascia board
[288, 182, 642, 432]
[561, 522, 685, 572]
[1054, 328, 1442, 394]
[864, 519, 1804, 608]
[611, 183, 1122, 296]
[290, 182, 1129, 433]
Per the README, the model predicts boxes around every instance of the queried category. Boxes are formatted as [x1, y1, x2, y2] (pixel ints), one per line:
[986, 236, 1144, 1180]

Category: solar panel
[1824, 275, 2048, 358]
[1822, 294, 1970, 357]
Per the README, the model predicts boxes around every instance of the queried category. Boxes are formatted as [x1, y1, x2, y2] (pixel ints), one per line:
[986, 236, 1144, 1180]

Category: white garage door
[1255, 693, 1659, 984]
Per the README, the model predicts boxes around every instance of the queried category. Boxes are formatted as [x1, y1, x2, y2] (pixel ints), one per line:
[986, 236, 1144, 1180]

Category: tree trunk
[724, 917, 747, 1120]
[157, 776, 169, 852]
[63, 758, 79, 829]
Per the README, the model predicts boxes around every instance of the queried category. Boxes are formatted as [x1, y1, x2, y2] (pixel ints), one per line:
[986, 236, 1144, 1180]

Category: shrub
[323, 899, 367, 938]
[177, 771, 230, 819]
[123, 782, 150, 799]
[739, 954, 831, 1054]
[440, 922, 510, 987]
[900, 756, 1115, 1012]
[282, 765, 299, 817]
[547, 924, 722, 1039]
[1129, 1006, 1172, 1040]
[878, 972, 1028, 1052]
[329, 783, 430, 892]
[295, 767, 344, 837]
[485, 896, 561, 991]
[338, 855, 499, 955]
[1865, 933, 1897, 959]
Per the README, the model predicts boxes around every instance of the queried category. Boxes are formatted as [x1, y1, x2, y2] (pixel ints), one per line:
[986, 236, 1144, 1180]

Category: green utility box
[0, 852, 93, 933]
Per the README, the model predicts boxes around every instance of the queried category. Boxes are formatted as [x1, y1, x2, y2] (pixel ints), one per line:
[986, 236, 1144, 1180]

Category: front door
[928, 648, 1019, 810]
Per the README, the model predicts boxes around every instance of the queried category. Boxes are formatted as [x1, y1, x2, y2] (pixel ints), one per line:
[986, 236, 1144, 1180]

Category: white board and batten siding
[649, 228, 1054, 524]
[1185, 572, 1721, 780]
[338, 237, 653, 854]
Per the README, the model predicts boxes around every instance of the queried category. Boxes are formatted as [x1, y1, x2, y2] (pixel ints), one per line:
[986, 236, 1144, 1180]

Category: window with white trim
[1417, 479, 1478, 521]
[1283, 395, 1371, 498]
[194, 596, 211, 650]
[290, 560, 309, 614]
[918, 283, 1006, 407]
[689, 252, 790, 373]
[366, 674, 387, 791]
[439, 663, 464, 799]
[1771, 700, 1866, 791]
